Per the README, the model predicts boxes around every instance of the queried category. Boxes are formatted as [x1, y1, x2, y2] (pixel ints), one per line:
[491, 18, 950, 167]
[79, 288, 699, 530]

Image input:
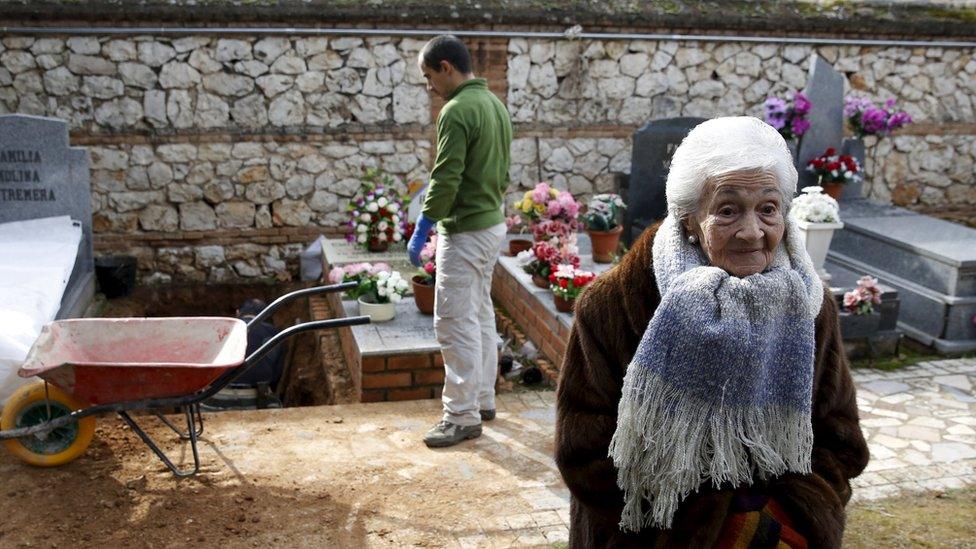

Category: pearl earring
[687, 234, 698, 245]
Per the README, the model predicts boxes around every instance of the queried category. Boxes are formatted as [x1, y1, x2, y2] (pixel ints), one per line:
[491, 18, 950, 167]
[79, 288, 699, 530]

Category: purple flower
[887, 111, 913, 131]
[763, 97, 788, 129]
[793, 92, 812, 115]
[791, 117, 811, 136]
[861, 108, 888, 134]
[884, 98, 897, 110]
[345, 234, 355, 243]
[844, 96, 872, 118]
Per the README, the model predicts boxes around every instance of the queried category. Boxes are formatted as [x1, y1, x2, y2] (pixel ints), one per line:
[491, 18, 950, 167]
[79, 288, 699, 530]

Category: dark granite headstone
[796, 55, 845, 191]
[623, 117, 707, 245]
[0, 114, 93, 317]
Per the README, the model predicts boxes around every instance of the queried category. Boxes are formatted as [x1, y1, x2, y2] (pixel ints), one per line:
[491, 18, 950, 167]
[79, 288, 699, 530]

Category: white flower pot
[795, 220, 844, 282]
[358, 296, 396, 322]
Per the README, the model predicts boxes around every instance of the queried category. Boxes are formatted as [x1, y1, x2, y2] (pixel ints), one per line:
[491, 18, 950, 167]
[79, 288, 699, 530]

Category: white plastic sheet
[0, 215, 81, 405]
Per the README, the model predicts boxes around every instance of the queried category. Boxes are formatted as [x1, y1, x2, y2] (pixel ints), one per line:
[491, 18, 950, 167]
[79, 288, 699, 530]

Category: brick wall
[491, 260, 571, 368]
[360, 352, 445, 402]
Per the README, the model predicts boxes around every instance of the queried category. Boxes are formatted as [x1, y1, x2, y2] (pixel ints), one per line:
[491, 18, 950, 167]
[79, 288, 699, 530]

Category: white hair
[665, 116, 797, 220]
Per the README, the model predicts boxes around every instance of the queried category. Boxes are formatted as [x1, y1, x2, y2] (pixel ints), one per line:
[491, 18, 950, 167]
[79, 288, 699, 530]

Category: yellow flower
[534, 204, 546, 214]
[549, 188, 559, 198]
[522, 201, 533, 213]
[514, 200, 522, 210]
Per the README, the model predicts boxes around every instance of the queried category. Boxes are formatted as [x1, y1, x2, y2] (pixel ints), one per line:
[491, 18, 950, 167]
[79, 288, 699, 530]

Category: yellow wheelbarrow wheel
[1, 382, 95, 467]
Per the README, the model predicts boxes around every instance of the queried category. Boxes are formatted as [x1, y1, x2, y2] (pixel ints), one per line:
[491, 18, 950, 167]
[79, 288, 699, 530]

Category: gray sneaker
[423, 421, 482, 448]
[480, 409, 496, 421]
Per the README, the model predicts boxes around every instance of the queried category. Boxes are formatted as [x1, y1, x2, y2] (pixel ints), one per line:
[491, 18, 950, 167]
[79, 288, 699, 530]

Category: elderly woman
[555, 117, 868, 548]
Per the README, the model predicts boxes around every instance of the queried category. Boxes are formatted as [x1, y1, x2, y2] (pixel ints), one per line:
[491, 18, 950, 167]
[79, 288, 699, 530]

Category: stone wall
[0, 31, 973, 281]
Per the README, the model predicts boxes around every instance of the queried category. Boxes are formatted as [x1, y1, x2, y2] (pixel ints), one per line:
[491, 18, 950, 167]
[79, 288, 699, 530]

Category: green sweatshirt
[422, 78, 513, 234]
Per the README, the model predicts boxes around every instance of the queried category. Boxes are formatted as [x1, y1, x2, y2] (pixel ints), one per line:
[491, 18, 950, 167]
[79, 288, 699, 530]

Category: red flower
[549, 273, 557, 283]
[827, 161, 841, 171]
[559, 279, 568, 289]
[825, 147, 836, 156]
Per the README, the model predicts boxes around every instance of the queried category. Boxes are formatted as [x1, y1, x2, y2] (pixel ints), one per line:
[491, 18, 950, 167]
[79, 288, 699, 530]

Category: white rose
[357, 224, 367, 232]
[390, 293, 402, 303]
[377, 197, 389, 207]
[367, 203, 378, 212]
[392, 232, 403, 242]
[391, 215, 400, 223]
[378, 286, 388, 297]
[378, 221, 389, 231]
[378, 233, 388, 242]
[360, 213, 371, 222]
[386, 204, 397, 213]
[357, 234, 367, 243]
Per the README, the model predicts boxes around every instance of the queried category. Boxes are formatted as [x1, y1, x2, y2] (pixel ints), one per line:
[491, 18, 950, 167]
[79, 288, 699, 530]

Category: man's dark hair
[238, 298, 267, 316]
[421, 35, 472, 74]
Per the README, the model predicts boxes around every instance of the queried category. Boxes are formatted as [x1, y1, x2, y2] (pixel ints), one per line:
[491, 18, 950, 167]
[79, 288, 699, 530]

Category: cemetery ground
[0, 355, 974, 547]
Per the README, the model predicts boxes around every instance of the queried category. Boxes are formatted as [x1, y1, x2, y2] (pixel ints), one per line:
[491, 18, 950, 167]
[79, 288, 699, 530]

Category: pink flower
[546, 200, 562, 217]
[843, 291, 859, 309]
[369, 262, 391, 275]
[423, 262, 435, 275]
[531, 182, 551, 204]
[328, 266, 345, 284]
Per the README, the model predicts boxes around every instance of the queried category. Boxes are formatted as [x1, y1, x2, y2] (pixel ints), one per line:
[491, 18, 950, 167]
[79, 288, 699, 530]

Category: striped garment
[609, 214, 824, 531]
[715, 491, 808, 549]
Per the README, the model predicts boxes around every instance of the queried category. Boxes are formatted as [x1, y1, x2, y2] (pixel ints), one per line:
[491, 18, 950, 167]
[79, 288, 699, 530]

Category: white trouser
[434, 222, 507, 427]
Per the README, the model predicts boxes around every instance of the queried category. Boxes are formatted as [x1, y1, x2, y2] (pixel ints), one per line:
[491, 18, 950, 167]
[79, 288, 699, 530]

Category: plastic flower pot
[509, 238, 532, 257]
[795, 219, 844, 282]
[553, 294, 574, 313]
[821, 182, 844, 200]
[588, 225, 623, 263]
[358, 295, 396, 322]
[411, 275, 435, 315]
[532, 274, 550, 289]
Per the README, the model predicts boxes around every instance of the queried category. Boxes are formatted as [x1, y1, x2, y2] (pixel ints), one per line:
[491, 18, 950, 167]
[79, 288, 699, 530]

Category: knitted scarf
[608, 214, 824, 532]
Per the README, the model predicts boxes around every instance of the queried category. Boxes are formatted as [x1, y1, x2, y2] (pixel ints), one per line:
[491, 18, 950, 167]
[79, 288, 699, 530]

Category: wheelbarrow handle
[247, 282, 357, 327]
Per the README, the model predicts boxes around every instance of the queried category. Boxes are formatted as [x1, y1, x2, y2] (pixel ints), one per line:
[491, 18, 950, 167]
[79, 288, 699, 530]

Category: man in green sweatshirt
[407, 35, 512, 448]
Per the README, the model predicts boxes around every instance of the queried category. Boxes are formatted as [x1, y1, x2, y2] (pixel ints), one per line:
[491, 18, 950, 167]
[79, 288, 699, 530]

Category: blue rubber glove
[408, 213, 435, 267]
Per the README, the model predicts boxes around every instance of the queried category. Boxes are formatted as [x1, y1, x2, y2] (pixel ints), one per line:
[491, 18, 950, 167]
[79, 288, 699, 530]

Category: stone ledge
[1, 1, 973, 39]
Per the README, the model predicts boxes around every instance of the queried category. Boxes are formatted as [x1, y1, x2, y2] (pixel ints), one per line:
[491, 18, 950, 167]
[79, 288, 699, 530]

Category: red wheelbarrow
[0, 282, 369, 476]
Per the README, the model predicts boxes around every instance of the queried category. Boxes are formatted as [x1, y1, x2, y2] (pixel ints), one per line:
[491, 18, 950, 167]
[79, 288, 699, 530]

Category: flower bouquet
[844, 97, 913, 139]
[328, 262, 408, 321]
[548, 265, 596, 313]
[840, 275, 883, 340]
[345, 168, 408, 252]
[583, 193, 626, 263]
[790, 187, 843, 282]
[763, 91, 811, 149]
[514, 182, 582, 242]
[805, 148, 862, 200]
[412, 235, 437, 315]
[516, 240, 580, 289]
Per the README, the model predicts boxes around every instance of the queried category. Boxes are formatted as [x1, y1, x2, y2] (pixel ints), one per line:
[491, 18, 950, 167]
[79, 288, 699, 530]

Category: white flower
[377, 270, 390, 281]
[360, 213, 371, 222]
[386, 204, 398, 213]
[390, 293, 402, 303]
[378, 232, 388, 242]
[378, 286, 388, 297]
[357, 233, 367, 243]
[357, 224, 367, 232]
[367, 202, 378, 212]
[377, 196, 389, 207]
[378, 221, 389, 231]
[391, 214, 400, 223]
[392, 232, 403, 242]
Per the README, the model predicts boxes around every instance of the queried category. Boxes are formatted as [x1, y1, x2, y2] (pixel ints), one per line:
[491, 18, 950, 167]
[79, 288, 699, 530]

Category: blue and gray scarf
[608, 214, 824, 531]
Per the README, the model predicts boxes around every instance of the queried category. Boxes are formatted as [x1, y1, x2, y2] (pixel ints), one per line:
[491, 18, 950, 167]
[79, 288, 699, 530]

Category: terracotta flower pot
[821, 182, 844, 200]
[509, 238, 532, 256]
[554, 294, 574, 313]
[588, 225, 623, 263]
[368, 239, 389, 253]
[531, 274, 550, 289]
[412, 275, 435, 315]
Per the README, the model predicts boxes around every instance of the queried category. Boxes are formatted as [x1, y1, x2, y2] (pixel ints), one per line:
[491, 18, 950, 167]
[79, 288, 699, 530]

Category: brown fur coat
[555, 224, 869, 548]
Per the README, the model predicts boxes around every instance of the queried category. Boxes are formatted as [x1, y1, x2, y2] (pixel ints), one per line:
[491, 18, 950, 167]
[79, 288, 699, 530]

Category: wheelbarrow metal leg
[154, 404, 204, 440]
[119, 406, 200, 477]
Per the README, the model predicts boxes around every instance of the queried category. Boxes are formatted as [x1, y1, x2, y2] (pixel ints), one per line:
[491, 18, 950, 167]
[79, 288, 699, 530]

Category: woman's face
[684, 170, 785, 277]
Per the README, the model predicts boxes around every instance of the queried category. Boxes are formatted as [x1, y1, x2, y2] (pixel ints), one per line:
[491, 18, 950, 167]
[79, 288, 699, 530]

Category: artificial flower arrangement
[415, 235, 437, 285]
[345, 168, 408, 251]
[516, 240, 581, 287]
[806, 148, 862, 199]
[327, 262, 408, 304]
[843, 275, 882, 315]
[583, 193, 626, 232]
[548, 264, 597, 312]
[844, 96, 913, 138]
[763, 91, 812, 144]
[513, 182, 582, 226]
[790, 186, 840, 224]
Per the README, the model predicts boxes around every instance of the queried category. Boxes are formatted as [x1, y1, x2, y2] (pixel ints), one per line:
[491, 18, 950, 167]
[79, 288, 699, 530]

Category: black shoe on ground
[423, 421, 482, 448]
[479, 409, 496, 421]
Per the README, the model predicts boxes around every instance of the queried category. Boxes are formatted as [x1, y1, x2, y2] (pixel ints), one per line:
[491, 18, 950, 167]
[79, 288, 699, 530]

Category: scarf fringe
[609, 370, 814, 532]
